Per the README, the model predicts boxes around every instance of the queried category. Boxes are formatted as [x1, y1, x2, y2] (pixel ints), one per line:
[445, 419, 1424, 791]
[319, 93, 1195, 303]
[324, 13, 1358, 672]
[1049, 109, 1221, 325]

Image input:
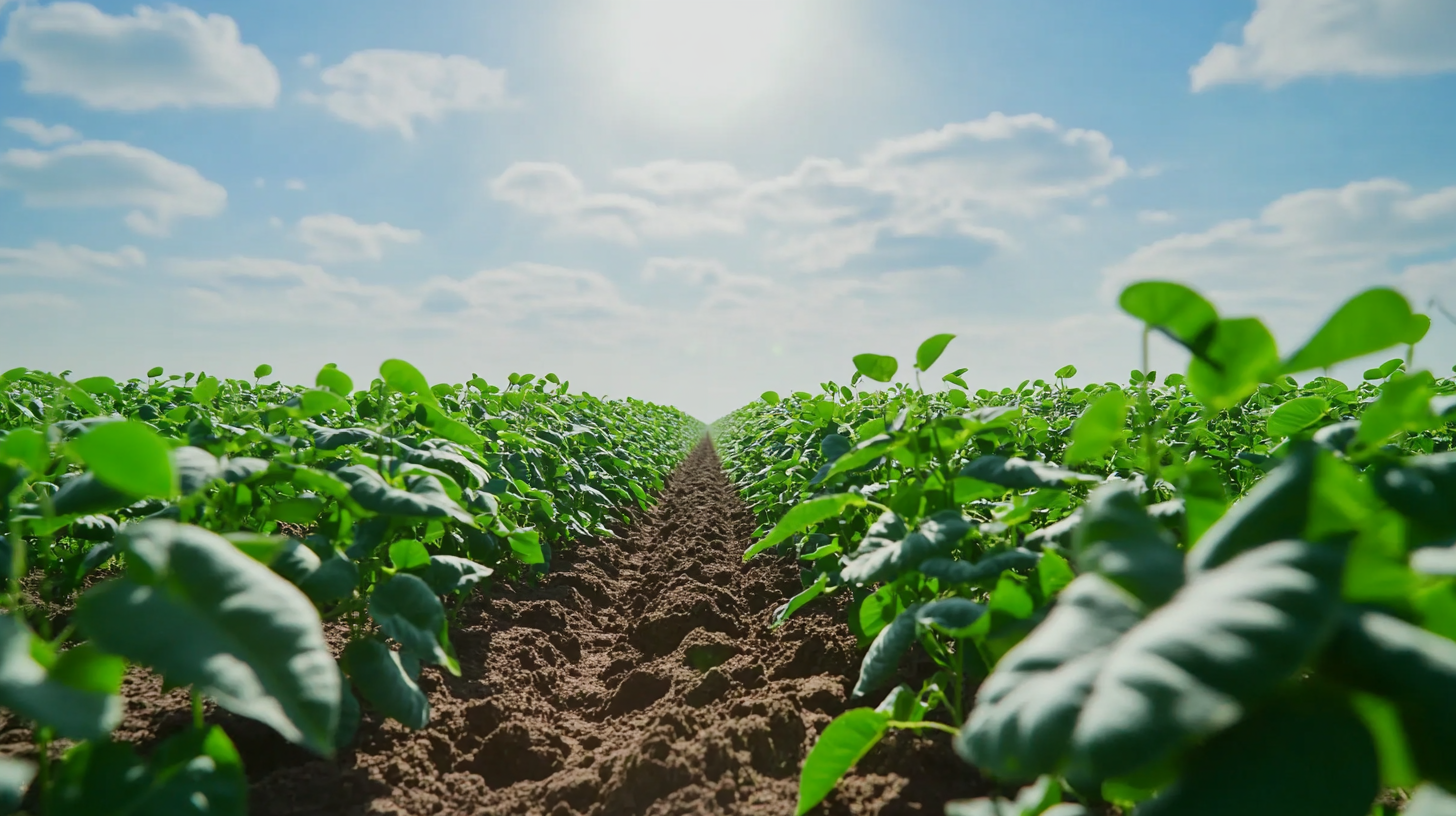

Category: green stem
[36, 727, 52, 813]
[886, 720, 960, 736]
[191, 691, 205, 730]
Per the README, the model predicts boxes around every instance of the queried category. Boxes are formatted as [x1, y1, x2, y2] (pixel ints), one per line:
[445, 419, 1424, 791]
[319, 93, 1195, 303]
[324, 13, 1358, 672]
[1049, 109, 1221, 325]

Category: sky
[0, 0, 1454, 421]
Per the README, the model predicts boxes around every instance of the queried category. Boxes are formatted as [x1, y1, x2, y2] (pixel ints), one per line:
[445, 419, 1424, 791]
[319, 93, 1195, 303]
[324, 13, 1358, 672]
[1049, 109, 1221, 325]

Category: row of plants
[0, 359, 701, 814]
[713, 284, 1456, 815]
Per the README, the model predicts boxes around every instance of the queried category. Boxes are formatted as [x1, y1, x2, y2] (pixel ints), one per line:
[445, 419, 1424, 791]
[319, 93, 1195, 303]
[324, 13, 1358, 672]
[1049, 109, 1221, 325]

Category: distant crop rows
[715, 283, 1456, 816]
[0, 359, 700, 814]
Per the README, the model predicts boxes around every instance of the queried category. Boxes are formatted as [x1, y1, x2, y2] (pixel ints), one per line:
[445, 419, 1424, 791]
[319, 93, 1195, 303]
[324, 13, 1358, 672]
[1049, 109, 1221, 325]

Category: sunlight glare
[599, 0, 809, 122]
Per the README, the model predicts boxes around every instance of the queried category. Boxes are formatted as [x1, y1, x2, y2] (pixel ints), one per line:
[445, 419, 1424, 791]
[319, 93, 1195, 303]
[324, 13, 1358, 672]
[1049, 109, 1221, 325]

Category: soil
[5, 440, 998, 815]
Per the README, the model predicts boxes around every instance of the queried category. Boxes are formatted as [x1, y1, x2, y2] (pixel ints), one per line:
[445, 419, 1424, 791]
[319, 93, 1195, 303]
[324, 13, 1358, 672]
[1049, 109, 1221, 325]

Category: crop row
[0, 359, 700, 814]
[714, 283, 1456, 816]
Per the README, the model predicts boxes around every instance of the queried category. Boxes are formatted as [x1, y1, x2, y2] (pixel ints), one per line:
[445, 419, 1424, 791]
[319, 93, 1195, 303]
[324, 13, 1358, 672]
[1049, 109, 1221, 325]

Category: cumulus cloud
[0, 240, 144, 279]
[492, 112, 1128, 270]
[1105, 178, 1456, 328]
[0, 140, 227, 235]
[304, 50, 509, 138]
[170, 256, 399, 324]
[293, 213, 422, 263]
[1191, 0, 1456, 90]
[3, 117, 78, 145]
[0, 2, 278, 110]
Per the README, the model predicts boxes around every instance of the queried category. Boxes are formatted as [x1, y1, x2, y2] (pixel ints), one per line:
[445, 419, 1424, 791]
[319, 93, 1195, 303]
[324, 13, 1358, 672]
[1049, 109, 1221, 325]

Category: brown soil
[9, 440, 996, 815]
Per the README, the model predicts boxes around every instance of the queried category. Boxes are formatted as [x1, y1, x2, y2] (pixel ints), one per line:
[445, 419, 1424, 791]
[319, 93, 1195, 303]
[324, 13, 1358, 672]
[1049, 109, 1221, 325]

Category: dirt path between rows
[122, 441, 993, 814]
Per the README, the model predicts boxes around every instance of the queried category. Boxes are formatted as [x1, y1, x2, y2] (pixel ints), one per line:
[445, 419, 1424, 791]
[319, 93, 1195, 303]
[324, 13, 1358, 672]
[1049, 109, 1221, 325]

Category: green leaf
[369, 574, 459, 675]
[1055, 365, 1078, 380]
[389, 539, 431, 571]
[335, 466, 475, 525]
[74, 376, 121, 401]
[380, 359, 440, 408]
[1135, 691, 1377, 816]
[0, 615, 123, 740]
[919, 549, 1040, 588]
[315, 365, 354, 397]
[1064, 540, 1346, 785]
[852, 603, 923, 699]
[191, 376, 220, 404]
[1187, 444, 1317, 574]
[1064, 391, 1127, 466]
[852, 353, 898, 384]
[507, 528, 544, 565]
[419, 403, 484, 448]
[75, 521, 340, 755]
[49, 473, 132, 516]
[68, 420, 176, 498]
[959, 575, 1144, 780]
[772, 572, 831, 629]
[841, 511, 969, 585]
[51, 726, 246, 816]
[1118, 282, 1219, 349]
[744, 493, 867, 561]
[0, 427, 46, 474]
[915, 334, 956, 372]
[1358, 371, 1437, 446]
[1072, 485, 1184, 607]
[253, 364, 272, 379]
[173, 446, 220, 496]
[340, 638, 429, 729]
[1320, 609, 1456, 789]
[418, 555, 493, 596]
[961, 456, 1098, 491]
[760, 391, 780, 405]
[1186, 317, 1280, 411]
[916, 597, 987, 638]
[1282, 288, 1419, 374]
[1266, 396, 1329, 438]
[298, 388, 350, 417]
[796, 708, 891, 816]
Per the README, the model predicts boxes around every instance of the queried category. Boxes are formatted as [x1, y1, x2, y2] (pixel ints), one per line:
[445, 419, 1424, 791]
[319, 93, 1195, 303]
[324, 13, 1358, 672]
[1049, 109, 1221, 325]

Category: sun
[590, 0, 811, 124]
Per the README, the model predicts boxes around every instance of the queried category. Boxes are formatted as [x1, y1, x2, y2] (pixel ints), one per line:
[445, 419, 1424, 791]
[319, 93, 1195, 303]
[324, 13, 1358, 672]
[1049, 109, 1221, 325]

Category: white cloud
[419, 264, 636, 323]
[0, 291, 78, 311]
[293, 213, 421, 263]
[298, 52, 318, 69]
[492, 112, 1128, 270]
[304, 50, 509, 139]
[170, 256, 400, 324]
[0, 140, 227, 235]
[1105, 178, 1456, 334]
[3, 117, 78, 145]
[1191, 0, 1456, 90]
[0, 241, 144, 279]
[284, 178, 306, 191]
[0, 2, 278, 110]
[268, 216, 283, 228]
[1138, 209, 1176, 224]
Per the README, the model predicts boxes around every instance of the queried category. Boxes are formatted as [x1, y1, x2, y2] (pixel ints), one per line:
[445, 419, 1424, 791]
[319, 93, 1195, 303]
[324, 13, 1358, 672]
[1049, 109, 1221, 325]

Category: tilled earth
[13, 441, 995, 814]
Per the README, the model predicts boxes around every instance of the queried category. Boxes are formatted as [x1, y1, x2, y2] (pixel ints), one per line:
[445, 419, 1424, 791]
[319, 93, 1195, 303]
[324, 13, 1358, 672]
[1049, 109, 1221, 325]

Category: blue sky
[0, 0, 1453, 419]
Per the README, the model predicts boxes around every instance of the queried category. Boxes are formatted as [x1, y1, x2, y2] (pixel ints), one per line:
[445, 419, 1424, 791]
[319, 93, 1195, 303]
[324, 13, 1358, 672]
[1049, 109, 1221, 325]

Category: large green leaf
[1374, 452, 1456, 544]
[75, 521, 340, 755]
[1135, 691, 1377, 816]
[1282, 288, 1419, 374]
[334, 465, 475, 525]
[380, 359, 440, 408]
[68, 420, 176, 498]
[841, 511, 969, 585]
[1266, 396, 1329, 439]
[959, 575, 1144, 780]
[744, 493, 867, 560]
[915, 334, 956, 373]
[1319, 609, 1456, 789]
[919, 549, 1040, 588]
[0, 615, 123, 741]
[851, 603, 923, 699]
[852, 354, 898, 383]
[1186, 444, 1316, 573]
[51, 726, 246, 816]
[1118, 282, 1219, 350]
[173, 446, 221, 495]
[1064, 391, 1127, 467]
[1185, 318, 1280, 411]
[315, 364, 354, 397]
[1072, 485, 1183, 607]
[961, 456, 1098, 491]
[1065, 540, 1345, 785]
[796, 707, 891, 815]
[49, 473, 132, 516]
[417, 555, 493, 596]
[340, 637, 429, 729]
[369, 574, 459, 675]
